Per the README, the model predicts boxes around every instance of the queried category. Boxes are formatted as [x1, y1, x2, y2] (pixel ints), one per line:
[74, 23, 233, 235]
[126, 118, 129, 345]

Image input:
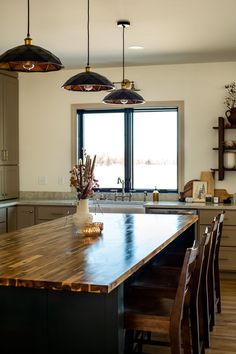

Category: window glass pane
[133, 110, 178, 190]
[83, 112, 124, 188]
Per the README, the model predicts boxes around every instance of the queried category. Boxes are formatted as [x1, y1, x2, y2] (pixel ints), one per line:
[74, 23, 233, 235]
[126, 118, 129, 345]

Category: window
[74, 103, 184, 193]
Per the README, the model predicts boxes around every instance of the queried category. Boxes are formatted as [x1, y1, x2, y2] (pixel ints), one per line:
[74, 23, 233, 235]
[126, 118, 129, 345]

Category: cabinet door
[0, 166, 19, 200]
[7, 206, 17, 232]
[0, 208, 6, 234]
[2, 75, 18, 165]
[0, 222, 6, 234]
[0, 77, 3, 159]
[36, 206, 76, 224]
[0, 167, 3, 200]
[17, 206, 35, 229]
[4, 165, 19, 199]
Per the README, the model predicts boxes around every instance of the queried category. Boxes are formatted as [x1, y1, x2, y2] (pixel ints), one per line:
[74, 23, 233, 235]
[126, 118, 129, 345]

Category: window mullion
[124, 109, 133, 191]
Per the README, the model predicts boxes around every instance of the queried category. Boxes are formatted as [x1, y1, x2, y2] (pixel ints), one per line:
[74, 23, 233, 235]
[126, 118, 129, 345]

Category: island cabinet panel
[0, 286, 124, 354]
[199, 209, 236, 272]
[48, 286, 124, 354]
[35, 205, 76, 224]
[16, 205, 35, 229]
[0, 286, 47, 354]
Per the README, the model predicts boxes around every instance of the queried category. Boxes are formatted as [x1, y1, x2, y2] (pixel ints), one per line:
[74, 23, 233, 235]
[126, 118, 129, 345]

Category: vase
[73, 199, 93, 233]
[225, 108, 236, 126]
[224, 152, 236, 169]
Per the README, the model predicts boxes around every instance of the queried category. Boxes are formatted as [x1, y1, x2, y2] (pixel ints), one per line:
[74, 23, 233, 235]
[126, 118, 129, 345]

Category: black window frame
[77, 107, 179, 193]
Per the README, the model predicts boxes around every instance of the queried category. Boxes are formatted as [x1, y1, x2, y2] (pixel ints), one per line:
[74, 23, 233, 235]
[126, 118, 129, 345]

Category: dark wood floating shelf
[211, 168, 236, 172]
[213, 147, 236, 151]
[212, 117, 236, 180]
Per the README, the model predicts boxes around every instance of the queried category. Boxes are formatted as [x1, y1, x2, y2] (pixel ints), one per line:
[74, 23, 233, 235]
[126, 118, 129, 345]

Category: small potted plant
[224, 82, 236, 126]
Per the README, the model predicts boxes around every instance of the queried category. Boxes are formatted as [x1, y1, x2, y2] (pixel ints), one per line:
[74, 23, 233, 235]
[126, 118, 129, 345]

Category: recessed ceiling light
[128, 46, 144, 50]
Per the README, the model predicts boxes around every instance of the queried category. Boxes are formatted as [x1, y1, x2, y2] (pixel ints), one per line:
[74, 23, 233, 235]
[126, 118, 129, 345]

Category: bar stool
[124, 247, 198, 354]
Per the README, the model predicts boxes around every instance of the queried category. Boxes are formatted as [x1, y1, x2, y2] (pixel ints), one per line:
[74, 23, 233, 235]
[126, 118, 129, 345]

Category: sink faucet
[117, 177, 125, 196]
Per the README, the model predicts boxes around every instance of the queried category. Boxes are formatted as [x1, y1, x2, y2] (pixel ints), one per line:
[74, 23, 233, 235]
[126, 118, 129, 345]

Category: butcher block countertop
[0, 213, 197, 294]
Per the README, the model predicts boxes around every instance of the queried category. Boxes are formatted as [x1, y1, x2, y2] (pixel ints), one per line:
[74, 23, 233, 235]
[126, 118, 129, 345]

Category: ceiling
[1, 0, 236, 70]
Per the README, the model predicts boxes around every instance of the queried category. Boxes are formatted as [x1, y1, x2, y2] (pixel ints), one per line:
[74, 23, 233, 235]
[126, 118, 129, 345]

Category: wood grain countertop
[0, 213, 197, 293]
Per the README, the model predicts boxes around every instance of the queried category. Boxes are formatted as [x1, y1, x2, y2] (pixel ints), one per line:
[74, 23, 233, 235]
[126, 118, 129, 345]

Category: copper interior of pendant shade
[0, 0, 63, 72]
[0, 43, 63, 72]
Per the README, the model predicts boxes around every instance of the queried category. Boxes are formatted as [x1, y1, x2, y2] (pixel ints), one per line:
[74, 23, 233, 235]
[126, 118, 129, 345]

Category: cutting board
[200, 171, 215, 195]
[214, 189, 232, 203]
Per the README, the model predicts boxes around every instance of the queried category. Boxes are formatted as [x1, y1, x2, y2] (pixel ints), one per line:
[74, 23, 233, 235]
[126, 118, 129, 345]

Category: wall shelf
[212, 117, 236, 180]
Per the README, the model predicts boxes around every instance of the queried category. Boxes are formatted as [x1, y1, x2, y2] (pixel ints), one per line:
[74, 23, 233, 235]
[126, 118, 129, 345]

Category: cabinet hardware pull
[51, 213, 64, 216]
[222, 235, 230, 238]
[1, 150, 4, 161]
[5, 150, 8, 161]
[25, 211, 33, 214]
[219, 258, 228, 261]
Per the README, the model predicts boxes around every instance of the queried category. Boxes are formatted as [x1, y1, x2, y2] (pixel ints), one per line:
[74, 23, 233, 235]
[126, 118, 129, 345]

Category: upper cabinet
[212, 117, 236, 180]
[0, 73, 19, 165]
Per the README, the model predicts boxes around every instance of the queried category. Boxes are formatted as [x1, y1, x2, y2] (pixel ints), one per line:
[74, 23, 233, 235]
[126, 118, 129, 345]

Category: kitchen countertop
[0, 213, 197, 293]
[144, 201, 236, 210]
[1, 198, 236, 210]
[0, 199, 77, 208]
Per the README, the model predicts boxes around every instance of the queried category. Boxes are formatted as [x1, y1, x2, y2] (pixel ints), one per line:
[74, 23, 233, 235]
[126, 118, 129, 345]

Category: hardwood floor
[141, 278, 236, 354]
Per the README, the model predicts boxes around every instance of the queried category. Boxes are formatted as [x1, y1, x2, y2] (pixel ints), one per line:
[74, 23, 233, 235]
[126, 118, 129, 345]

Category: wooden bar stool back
[124, 247, 198, 354]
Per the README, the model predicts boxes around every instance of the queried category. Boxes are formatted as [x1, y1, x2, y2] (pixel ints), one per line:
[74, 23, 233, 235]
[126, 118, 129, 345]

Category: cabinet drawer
[0, 208, 6, 222]
[17, 206, 35, 229]
[199, 210, 235, 225]
[36, 206, 76, 222]
[219, 247, 236, 271]
[221, 226, 236, 247]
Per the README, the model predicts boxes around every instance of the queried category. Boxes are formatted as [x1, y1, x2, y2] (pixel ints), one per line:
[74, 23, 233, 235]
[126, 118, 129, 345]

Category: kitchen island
[0, 213, 197, 354]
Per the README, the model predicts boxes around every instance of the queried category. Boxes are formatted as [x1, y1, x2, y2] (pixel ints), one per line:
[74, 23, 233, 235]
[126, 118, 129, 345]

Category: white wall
[19, 61, 236, 194]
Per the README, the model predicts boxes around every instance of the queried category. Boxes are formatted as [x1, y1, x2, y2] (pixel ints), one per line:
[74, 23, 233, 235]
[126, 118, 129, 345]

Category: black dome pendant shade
[103, 20, 145, 105]
[0, 0, 63, 72]
[62, 0, 114, 92]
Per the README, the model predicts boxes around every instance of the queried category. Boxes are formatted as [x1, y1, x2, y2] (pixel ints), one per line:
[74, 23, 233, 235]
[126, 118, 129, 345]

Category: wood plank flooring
[142, 278, 236, 354]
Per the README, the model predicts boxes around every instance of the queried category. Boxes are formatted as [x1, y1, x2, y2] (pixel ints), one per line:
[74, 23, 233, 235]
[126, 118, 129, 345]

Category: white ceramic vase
[73, 199, 93, 233]
[224, 152, 236, 169]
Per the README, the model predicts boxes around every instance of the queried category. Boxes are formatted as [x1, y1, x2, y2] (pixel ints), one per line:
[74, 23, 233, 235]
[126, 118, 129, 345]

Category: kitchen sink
[89, 200, 145, 214]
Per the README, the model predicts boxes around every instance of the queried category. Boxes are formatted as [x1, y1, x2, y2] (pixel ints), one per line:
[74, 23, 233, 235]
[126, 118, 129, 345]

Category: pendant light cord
[122, 24, 125, 83]
[27, 0, 30, 37]
[87, 0, 90, 67]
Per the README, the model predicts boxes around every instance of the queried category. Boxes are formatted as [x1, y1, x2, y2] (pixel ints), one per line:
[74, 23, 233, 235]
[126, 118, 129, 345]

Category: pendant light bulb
[0, 0, 63, 72]
[22, 61, 35, 71]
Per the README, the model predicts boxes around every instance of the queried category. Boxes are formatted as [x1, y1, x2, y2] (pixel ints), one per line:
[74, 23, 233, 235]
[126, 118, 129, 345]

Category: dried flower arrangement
[70, 151, 99, 200]
[225, 82, 236, 109]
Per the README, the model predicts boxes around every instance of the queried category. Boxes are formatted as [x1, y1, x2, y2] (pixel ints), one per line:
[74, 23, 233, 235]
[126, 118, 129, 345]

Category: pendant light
[0, 0, 63, 72]
[103, 21, 145, 105]
[62, 0, 114, 92]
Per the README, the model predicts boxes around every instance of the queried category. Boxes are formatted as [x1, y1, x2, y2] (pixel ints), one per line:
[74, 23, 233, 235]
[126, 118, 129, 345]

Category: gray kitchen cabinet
[0, 207, 7, 234]
[0, 73, 18, 165]
[199, 209, 236, 272]
[7, 206, 17, 232]
[0, 165, 19, 200]
[35, 205, 76, 224]
[17, 205, 35, 229]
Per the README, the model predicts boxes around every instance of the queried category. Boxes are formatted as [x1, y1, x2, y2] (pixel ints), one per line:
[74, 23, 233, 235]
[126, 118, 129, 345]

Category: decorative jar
[224, 152, 236, 169]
